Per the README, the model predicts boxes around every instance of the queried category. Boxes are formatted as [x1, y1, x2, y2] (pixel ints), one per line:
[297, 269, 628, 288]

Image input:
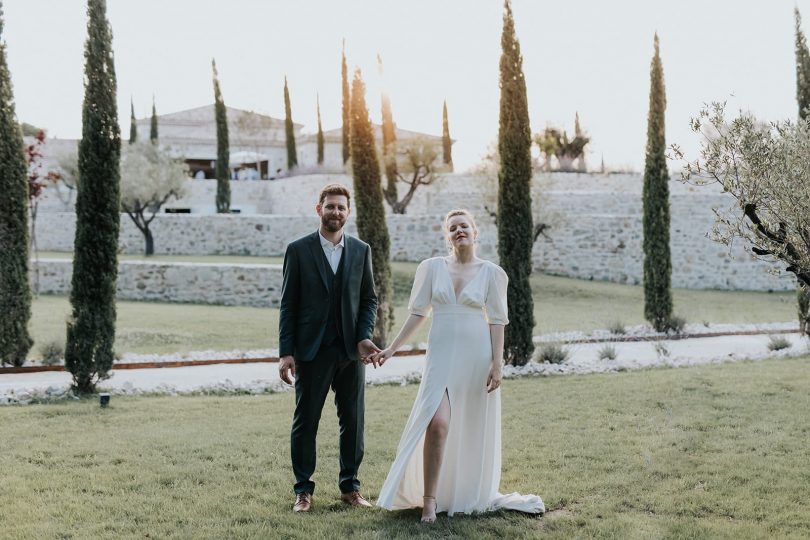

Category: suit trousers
[291, 341, 365, 495]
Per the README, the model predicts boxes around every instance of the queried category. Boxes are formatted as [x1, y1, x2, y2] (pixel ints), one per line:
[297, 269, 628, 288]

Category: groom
[278, 183, 380, 513]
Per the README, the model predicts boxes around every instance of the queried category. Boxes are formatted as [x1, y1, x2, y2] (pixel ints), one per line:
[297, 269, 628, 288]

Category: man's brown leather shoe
[293, 492, 312, 512]
[340, 491, 373, 508]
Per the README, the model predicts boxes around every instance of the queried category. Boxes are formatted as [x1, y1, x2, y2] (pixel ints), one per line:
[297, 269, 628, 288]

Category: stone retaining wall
[33, 259, 283, 308]
[33, 172, 797, 291]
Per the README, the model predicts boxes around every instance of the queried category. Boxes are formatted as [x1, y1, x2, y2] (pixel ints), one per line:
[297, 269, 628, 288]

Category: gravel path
[2, 323, 807, 405]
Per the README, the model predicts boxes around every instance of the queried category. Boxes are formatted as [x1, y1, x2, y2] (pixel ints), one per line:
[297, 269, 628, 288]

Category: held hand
[373, 348, 396, 367]
[357, 339, 382, 367]
[279, 355, 296, 385]
[486, 362, 502, 393]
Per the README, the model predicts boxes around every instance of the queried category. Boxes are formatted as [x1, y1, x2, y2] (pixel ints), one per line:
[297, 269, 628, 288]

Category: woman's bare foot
[421, 496, 437, 523]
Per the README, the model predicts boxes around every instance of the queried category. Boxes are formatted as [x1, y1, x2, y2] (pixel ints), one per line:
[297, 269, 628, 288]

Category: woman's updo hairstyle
[444, 208, 479, 251]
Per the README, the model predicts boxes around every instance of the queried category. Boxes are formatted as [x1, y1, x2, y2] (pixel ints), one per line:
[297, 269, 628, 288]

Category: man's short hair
[318, 183, 351, 207]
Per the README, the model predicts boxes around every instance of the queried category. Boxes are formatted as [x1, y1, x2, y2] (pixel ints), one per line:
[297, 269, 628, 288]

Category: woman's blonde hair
[444, 208, 478, 232]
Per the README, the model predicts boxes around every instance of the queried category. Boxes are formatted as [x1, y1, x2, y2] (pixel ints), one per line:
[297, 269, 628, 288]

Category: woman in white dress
[371, 209, 543, 523]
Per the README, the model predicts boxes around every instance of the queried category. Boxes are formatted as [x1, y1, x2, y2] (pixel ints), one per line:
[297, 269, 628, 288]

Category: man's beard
[321, 215, 345, 232]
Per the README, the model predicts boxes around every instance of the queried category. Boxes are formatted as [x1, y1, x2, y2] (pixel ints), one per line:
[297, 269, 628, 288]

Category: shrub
[667, 315, 686, 334]
[608, 321, 626, 335]
[597, 344, 617, 361]
[535, 343, 569, 364]
[767, 335, 791, 351]
[653, 341, 670, 358]
[39, 340, 64, 366]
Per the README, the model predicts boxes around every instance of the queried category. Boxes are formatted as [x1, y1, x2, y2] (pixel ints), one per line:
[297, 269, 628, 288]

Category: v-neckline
[442, 258, 486, 303]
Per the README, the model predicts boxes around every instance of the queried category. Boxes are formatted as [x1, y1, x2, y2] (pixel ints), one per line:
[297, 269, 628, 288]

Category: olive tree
[120, 142, 189, 255]
[382, 137, 440, 214]
[674, 102, 810, 334]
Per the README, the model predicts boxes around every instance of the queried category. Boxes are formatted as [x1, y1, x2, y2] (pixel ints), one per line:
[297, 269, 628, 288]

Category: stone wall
[33, 259, 283, 308]
[34, 172, 797, 291]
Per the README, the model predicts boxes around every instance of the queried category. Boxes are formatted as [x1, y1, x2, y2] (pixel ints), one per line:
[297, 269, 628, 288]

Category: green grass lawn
[2, 357, 809, 538]
[30, 296, 277, 356]
[36, 251, 284, 265]
[28, 261, 795, 357]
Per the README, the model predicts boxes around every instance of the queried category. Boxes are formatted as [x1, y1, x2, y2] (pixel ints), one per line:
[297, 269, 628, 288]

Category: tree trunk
[29, 201, 40, 296]
[557, 155, 576, 172]
[798, 284, 810, 336]
[145, 227, 154, 256]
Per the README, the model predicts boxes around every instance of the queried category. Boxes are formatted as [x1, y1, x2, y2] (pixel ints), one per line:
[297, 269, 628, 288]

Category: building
[136, 105, 302, 179]
[135, 104, 450, 178]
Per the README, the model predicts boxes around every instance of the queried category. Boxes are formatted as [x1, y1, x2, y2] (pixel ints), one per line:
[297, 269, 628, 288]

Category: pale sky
[3, 0, 807, 172]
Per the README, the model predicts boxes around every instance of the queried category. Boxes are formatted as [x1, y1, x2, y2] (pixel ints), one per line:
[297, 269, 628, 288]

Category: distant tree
[574, 112, 587, 172]
[20, 122, 42, 137]
[0, 8, 34, 367]
[129, 97, 137, 144]
[341, 40, 350, 165]
[796, 8, 810, 120]
[212, 59, 230, 213]
[474, 140, 553, 244]
[65, 0, 121, 393]
[377, 53, 398, 207]
[234, 109, 273, 178]
[150, 96, 158, 144]
[50, 149, 79, 207]
[534, 116, 590, 172]
[283, 77, 297, 169]
[25, 130, 62, 295]
[642, 34, 673, 332]
[350, 68, 393, 346]
[383, 137, 440, 215]
[120, 142, 189, 256]
[316, 94, 324, 165]
[794, 8, 810, 334]
[442, 100, 453, 170]
[497, 0, 535, 365]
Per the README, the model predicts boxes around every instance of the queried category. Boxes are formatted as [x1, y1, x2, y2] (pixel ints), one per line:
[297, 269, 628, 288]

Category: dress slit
[427, 388, 451, 429]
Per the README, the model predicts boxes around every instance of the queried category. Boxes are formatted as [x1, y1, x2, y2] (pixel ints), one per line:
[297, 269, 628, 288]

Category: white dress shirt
[319, 230, 344, 274]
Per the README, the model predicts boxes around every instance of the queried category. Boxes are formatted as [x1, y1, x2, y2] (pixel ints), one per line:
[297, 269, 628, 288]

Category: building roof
[136, 104, 301, 130]
[136, 104, 304, 145]
[321, 123, 446, 142]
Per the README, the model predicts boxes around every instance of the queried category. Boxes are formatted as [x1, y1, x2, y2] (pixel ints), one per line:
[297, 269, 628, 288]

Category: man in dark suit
[279, 183, 380, 513]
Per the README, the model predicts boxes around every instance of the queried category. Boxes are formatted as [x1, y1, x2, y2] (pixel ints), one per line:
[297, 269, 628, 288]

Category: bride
[370, 209, 544, 522]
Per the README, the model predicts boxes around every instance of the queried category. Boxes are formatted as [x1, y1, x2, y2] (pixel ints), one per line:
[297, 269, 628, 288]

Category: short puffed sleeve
[408, 259, 434, 316]
[484, 264, 509, 325]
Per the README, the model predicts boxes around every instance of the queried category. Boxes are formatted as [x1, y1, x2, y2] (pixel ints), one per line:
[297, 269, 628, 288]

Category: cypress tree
[65, 0, 121, 392]
[574, 111, 586, 172]
[442, 100, 452, 170]
[795, 8, 810, 333]
[497, 1, 535, 365]
[341, 40, 350, 164]
[283, 76, 297, 169]
[350, 68, 393, 346]
[0, 4, 34, 367]
[316, 94, 324, 165]
[150, 95, 158, 143]
[129, 97, 136, 144]
[642, 34, 673, 332]
[212, 59, 230, 213]
[378, 54, 398, 204]
[796, 9, 810, 120]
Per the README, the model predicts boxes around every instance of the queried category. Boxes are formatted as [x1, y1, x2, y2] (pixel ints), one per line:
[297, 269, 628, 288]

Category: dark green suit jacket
[279, 231, 377, 362]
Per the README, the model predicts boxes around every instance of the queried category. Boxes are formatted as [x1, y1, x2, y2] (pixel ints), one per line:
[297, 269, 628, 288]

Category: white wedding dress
[377, 257, 544, 516]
